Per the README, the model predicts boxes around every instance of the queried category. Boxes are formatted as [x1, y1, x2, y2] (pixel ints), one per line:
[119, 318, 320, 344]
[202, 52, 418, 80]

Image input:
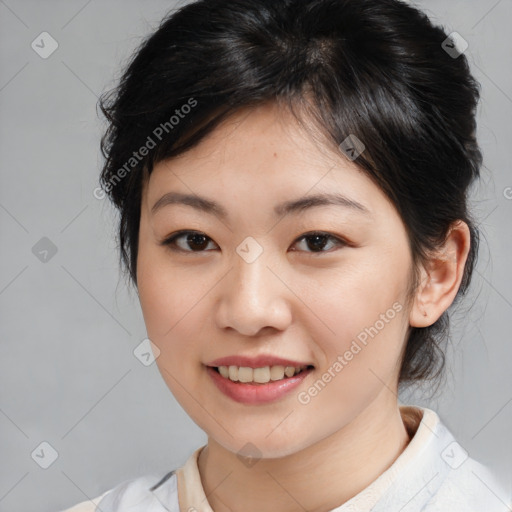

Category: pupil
[188, 233, 208, 250]
[308, 234, 327, 252]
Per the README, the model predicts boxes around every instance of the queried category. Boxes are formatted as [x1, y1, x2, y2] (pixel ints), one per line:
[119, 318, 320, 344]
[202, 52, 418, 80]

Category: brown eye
[292, 232, 347, 254]
[160, 230, 347, 255]
[160, 230, 217, 252]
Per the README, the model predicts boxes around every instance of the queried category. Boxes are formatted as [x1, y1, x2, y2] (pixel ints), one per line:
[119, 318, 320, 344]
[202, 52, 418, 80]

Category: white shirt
[61, 406, 511, 511]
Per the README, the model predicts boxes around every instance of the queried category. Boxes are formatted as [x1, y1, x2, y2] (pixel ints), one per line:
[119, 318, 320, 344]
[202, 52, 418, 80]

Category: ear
[409, 220, 471, 328]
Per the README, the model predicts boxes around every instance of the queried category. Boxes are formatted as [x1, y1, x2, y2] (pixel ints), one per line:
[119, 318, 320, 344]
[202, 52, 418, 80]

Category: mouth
[208, 364, 315, 385]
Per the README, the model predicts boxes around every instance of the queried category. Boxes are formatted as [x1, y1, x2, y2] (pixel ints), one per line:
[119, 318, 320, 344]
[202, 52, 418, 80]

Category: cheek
[137, 246, 199, 373]
[138, 241, 199, 337]
[312, 246, 411, 379]
[137, 250, 211, 418]
[297, 268, 408, 427]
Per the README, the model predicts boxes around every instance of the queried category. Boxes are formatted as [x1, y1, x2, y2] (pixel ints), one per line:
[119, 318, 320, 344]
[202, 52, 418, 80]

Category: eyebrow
[151, 191, 371, 219]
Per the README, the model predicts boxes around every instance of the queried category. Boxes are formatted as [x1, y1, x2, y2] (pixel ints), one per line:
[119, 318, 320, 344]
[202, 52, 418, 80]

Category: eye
[291, 231, 347, 254]
[160, 230, 218, 253]
[160, 230, 347, 254]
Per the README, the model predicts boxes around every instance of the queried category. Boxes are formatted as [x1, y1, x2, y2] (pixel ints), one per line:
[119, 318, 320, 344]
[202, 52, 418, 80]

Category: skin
[136, 101, 470, 512]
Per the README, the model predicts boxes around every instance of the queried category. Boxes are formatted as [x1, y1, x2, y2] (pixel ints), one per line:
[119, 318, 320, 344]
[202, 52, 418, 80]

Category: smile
[215, 364, 312, 384]
[205, 364, 315, 404]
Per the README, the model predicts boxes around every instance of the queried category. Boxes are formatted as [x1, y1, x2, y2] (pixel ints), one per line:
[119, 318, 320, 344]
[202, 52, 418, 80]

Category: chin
[213, 428, 313, 461]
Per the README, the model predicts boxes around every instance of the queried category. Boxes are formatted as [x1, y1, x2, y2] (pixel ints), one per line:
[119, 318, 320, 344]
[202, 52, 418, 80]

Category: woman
[63, 0, 510, 510]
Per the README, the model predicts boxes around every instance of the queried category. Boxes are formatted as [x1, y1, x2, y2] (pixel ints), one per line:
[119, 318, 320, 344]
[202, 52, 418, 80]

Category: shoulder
[423, 457, 511, 512]
[401, 408, 511, 511]
[427, 413, 510, 511]
[370, 407, 510, 512]
[60, 470, 178, 512]
[60, 490, 110, 512]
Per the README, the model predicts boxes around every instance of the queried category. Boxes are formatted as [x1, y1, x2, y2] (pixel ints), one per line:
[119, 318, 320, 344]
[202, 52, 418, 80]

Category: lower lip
[206, 366, 313, 405]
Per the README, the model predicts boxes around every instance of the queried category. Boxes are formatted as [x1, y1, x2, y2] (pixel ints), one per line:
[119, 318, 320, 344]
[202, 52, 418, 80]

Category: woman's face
[137, 102, 415, 458]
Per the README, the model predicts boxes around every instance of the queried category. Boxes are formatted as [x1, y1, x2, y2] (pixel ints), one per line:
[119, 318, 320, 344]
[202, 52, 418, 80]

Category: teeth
[216, 365, 308, 383]
[270, 365, 286, 381]
[285, 366, 296, 378]
[238, 366, 253, 383]
[218, 366, 230, 378]
[228, 365, 238, 381]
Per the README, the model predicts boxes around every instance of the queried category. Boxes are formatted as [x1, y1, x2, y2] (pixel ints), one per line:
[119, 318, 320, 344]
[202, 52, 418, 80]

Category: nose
[215, 250, 293, 337]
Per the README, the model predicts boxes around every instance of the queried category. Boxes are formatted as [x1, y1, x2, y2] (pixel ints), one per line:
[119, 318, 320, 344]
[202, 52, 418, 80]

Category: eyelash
[159, 230, 349, 255]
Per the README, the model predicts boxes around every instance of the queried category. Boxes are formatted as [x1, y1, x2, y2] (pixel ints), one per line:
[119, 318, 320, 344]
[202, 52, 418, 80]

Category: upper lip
[206, 355, 314, 368]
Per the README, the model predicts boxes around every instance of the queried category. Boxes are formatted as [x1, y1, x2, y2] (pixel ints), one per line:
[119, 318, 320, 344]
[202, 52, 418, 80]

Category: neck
[197, 393, 411, 512]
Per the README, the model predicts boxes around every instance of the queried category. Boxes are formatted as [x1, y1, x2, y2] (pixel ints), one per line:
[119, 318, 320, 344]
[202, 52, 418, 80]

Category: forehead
[142, 103, 392, 218]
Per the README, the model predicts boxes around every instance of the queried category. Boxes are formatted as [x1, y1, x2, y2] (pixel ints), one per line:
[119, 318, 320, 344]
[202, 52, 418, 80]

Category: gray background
[0, 1, 511, 510]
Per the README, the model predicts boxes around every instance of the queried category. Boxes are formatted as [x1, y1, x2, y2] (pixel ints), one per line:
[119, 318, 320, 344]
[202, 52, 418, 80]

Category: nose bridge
[216, 237, 291, 336]
[235, 246, 272, 305]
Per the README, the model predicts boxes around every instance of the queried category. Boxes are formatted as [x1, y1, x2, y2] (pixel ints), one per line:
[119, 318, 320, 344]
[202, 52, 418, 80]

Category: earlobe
[409, 220, 471, 328]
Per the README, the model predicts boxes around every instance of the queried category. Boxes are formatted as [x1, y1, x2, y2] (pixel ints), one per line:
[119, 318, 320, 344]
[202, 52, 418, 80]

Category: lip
[205, 365, 314, 405]
[206, 355, 313, 368]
